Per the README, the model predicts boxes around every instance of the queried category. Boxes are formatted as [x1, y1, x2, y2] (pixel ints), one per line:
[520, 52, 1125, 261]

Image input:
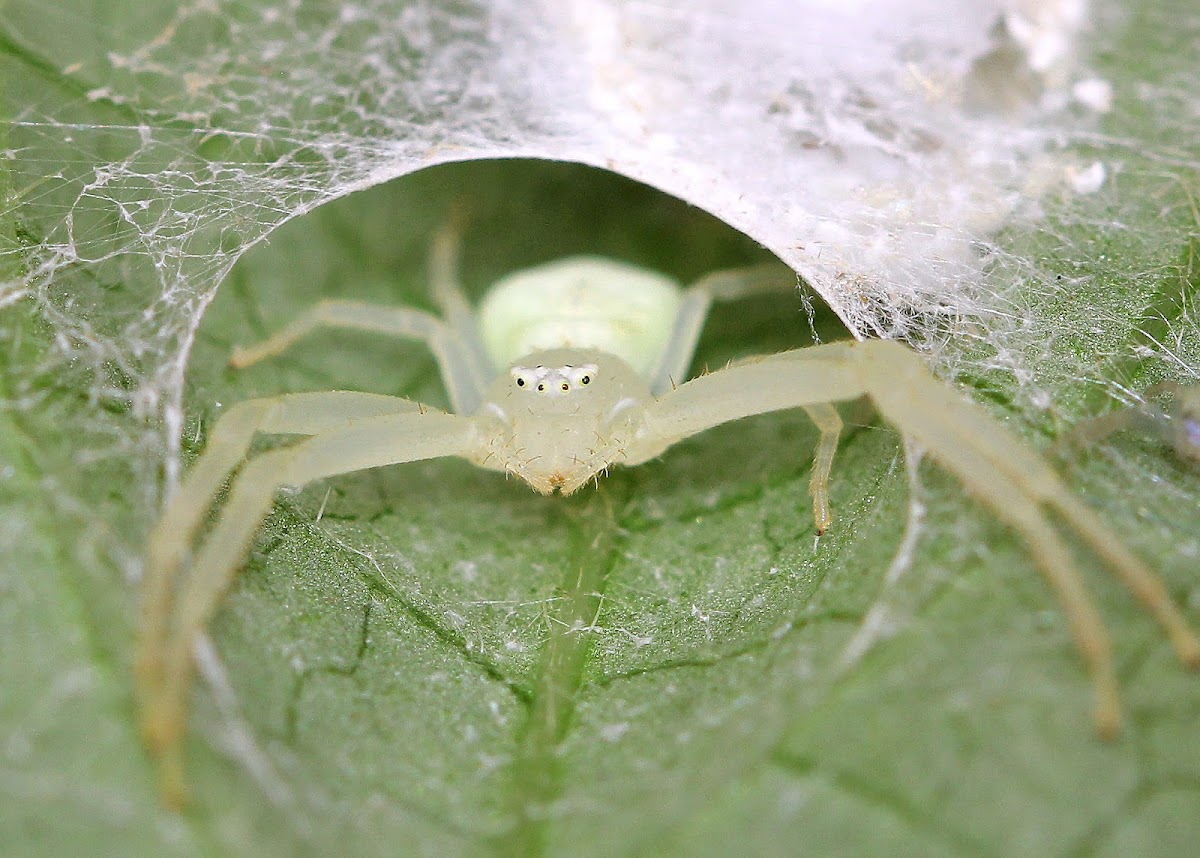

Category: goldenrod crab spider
[138, 221, 1200, 807]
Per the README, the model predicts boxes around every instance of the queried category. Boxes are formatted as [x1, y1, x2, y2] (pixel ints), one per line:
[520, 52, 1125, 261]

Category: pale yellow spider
[138, 225, 1200, 806]
[1067, 381, 1200, 464]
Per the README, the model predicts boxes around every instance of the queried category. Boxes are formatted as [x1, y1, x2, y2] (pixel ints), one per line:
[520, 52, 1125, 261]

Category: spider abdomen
[477, 257, 682, 377]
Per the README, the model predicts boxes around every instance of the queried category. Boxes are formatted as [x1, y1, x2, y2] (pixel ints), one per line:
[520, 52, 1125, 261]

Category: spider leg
[801, 403, 842, 534]
[640, 342, 866, 443]
[857, 341, 1200, 728]
[641, 340, 1199, 734]
[139, 392, 421, 712]
[428, 208, 494, 384]
[229, 299, 487, 415]
[649, 263, 799, 395]
[858, 351, 1123, 732]
[141, 396, 467, 805]
[636, 343, 864, 535]
[1052, 493, 1200, 668]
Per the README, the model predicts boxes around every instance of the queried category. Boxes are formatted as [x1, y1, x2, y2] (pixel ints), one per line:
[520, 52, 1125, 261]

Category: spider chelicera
[138, 222, 1200, 805]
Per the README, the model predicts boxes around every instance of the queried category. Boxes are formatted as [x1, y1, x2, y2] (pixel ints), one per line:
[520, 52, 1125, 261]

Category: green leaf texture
[3, 5, 1199, 857]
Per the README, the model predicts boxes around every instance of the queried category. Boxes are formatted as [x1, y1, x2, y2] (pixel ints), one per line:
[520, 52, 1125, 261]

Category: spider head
[475, 349, 652, 495]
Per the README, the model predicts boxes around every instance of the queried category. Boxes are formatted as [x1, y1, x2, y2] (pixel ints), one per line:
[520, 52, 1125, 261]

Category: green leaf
[3, 4, 1200, 857]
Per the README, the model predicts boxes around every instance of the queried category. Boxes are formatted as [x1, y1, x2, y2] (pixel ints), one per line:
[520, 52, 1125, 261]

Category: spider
[138, 222, 1200, 806]
[1065, 381, 1200, 465]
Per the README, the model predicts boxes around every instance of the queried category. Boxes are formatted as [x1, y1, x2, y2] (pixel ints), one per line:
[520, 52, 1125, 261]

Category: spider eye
[561, 383, 569, 392]
[516, 377, 526, 387]
[537, 383, 545, 392]
[570, 364, 598, 387]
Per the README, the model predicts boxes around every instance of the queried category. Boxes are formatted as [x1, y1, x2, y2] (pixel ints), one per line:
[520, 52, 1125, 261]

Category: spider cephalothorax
[475, 350, 659, 495]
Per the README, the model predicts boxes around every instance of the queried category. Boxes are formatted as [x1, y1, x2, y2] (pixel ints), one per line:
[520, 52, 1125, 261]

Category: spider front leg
[139, 392, 421, 717]
[857, 342, 1200, 732]
[643, 340, 1200, 735]
[141, 397, 476, 805]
